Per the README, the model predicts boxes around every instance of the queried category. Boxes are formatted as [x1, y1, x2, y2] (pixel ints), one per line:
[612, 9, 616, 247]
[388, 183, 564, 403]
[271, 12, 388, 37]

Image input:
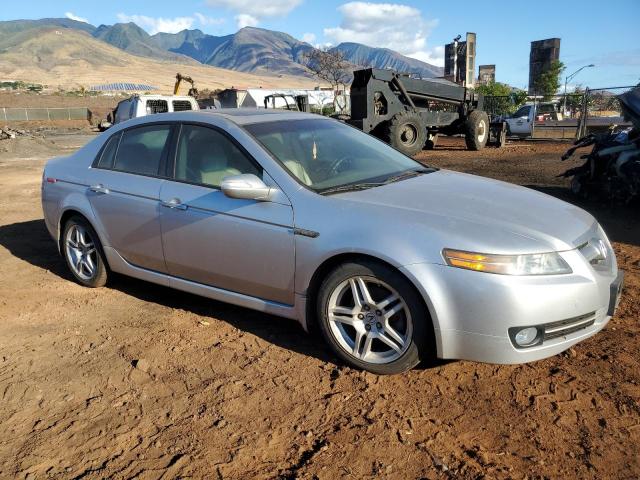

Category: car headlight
[442, 249, 572, 275]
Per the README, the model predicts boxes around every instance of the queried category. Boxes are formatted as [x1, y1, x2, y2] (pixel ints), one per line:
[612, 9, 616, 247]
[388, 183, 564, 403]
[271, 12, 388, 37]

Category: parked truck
[98, 94, 199, 130]
[504, 102, 560, 138]
[347, 68, 490, 155]
[504, 101, 632, 139]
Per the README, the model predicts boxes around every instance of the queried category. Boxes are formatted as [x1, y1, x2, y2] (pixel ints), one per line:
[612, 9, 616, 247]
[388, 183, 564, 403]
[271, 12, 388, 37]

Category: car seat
[184, 131, 241, 186]
[260, 133, 312, 186]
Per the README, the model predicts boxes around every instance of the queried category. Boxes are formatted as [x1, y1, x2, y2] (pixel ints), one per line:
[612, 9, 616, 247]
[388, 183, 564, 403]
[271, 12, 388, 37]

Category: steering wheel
[328, 155, 353, 175]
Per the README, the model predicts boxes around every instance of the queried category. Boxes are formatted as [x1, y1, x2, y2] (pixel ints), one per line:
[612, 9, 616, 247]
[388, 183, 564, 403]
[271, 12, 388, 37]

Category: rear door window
[97, 132, 121, 169]
[113, 124, 172, 176]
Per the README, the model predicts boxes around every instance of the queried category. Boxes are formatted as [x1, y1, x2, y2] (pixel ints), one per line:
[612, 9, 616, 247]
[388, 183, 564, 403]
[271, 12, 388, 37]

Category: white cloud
[324, 2, 443, 66]
[65, 12, 88, 23]
[302, 32, 316, 43]
[205, 0, 303, 27]
[116, 13, 195, 34]
[116, 13, 225, 34]
[407, 45, 444, 66]
[194, 12, 226, 26]
[235, 14, 259, 28]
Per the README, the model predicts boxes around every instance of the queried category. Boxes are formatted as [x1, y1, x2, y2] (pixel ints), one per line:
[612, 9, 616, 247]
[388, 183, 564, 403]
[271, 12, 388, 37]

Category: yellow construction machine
[174, 73, 198, 98]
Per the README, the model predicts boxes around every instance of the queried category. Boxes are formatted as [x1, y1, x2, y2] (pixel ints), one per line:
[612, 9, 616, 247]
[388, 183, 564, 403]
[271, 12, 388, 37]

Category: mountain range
[0, 18, 443, 80]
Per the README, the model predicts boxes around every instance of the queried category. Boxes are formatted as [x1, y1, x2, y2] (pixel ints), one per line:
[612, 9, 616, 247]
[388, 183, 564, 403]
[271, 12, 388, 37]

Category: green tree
[512, 90, 528, 107]
[476, 82, 512, 97]
[476, 82, 528, 117]
[563, 86, 588, 118]
[534, 60, 565, 100]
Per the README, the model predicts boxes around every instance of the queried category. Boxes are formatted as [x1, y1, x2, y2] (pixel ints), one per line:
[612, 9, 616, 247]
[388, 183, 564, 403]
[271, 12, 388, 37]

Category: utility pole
[563, 64, 595, 114]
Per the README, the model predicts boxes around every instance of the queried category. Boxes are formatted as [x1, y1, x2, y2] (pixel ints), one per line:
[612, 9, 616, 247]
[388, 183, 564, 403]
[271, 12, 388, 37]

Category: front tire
[62, 216, 108, 288]
[316, 261, 433, 374]
[387, 113, 427, 156]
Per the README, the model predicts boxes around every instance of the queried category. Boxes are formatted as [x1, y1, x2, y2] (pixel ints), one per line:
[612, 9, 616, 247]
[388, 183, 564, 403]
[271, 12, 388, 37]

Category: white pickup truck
[99, 94, 199, 130]
[505, 102, 561, 138]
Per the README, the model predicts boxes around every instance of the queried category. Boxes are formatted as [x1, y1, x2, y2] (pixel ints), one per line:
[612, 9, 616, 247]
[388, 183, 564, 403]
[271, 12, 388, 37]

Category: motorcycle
[559, 87, 640, 204]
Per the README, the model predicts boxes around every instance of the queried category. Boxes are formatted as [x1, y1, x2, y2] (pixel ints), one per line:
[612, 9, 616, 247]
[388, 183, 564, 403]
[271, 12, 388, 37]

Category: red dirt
[0, 134, 638, 479]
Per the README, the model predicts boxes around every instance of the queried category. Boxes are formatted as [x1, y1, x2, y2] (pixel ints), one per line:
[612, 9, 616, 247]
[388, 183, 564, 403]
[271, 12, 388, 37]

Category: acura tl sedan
[41, 110, 624, 374]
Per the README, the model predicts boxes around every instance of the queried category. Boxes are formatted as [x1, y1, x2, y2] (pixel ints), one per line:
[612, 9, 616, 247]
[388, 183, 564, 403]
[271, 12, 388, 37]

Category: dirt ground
[0, 133, 638, 479]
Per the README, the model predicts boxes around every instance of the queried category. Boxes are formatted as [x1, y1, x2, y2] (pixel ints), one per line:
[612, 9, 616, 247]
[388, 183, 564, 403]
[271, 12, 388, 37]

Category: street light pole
[563, 64, 595, 115]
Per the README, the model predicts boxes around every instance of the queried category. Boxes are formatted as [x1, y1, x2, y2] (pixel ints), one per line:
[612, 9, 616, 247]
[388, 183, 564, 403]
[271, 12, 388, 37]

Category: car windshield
[244, 118, 431, 193]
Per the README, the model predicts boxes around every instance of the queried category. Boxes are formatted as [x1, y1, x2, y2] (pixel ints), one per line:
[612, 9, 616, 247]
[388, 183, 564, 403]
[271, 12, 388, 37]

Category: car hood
[335, 169, 597, 254]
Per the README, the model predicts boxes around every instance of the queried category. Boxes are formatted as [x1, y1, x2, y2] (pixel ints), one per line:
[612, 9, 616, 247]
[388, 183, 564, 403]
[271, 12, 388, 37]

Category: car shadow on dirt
[524, 185, 640, 247]
[0, 219, 342, 365]
[0, 219, 72, 278]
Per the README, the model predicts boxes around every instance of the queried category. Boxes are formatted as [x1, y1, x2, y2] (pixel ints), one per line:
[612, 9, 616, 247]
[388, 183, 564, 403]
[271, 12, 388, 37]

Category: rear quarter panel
[41, 134, 106, 246]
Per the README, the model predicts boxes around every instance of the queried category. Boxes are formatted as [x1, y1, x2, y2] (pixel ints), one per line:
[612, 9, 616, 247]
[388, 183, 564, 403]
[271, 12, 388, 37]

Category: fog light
[514, 327, 539, 346]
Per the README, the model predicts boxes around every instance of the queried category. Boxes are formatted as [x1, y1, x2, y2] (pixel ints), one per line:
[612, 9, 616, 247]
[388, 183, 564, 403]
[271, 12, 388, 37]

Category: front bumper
[400, 254, 622, 364]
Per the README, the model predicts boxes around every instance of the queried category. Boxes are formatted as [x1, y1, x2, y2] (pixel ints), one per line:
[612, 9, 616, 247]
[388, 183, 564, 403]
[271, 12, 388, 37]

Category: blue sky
[3, 0, 639, 89]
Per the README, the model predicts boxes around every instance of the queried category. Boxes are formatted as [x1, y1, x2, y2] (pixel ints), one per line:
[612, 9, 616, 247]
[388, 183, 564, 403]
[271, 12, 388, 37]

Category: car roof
[128, 109, 327, 126]
[109, 109, 330, 132]
[209, 108, 324, 125]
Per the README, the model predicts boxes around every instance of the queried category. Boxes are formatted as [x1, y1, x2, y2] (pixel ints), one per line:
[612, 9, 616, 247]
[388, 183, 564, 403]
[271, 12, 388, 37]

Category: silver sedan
[41, 110, 624, 374]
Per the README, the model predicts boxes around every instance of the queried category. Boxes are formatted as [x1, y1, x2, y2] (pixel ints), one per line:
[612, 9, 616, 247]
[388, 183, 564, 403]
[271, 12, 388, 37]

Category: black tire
[316, 260, 434, 375]
[464, 110, 489, 151]
[497, 126, 507, 147]
[425, 133, 438, 150]
[570, 175, 589, 199]
[387, 113, 427, 156]
[61, 215, 108, 288]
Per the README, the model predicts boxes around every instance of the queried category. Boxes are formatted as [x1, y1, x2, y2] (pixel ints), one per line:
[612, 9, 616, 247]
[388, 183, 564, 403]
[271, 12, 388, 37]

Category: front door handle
[160, 198, 188, 211]
[89, 184, 109, 194]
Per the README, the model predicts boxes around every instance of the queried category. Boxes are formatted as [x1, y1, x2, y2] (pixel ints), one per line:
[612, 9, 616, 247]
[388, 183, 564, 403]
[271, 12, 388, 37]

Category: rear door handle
[160, 198, 188, 211]
[89, 184, 109, 194]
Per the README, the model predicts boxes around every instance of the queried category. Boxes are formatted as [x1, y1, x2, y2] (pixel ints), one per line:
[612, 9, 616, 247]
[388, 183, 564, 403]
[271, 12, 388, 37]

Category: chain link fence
[483, 85, 637, 140]
[0, 107, 90, 122]
[575, 86, 636, 138]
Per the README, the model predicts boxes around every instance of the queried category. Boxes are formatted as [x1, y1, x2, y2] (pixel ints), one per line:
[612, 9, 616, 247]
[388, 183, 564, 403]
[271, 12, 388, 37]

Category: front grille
[543, 311, 596, 341]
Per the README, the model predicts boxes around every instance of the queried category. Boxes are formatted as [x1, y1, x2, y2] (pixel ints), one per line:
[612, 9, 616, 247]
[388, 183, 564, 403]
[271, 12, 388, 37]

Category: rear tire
[62, 216, 108, 288]
[425, 132, 438, 150]
[387, 113, 427, 156]
[316, 260, 434, 374]
[464, 110, 489, 151]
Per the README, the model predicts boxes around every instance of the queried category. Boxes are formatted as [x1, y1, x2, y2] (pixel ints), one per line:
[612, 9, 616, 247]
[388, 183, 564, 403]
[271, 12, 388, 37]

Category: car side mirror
[221, 174, 275, 201]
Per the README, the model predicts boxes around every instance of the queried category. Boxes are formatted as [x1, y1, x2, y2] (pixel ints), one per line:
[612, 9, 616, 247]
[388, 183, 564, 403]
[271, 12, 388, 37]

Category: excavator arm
[174, 73, 199, 98]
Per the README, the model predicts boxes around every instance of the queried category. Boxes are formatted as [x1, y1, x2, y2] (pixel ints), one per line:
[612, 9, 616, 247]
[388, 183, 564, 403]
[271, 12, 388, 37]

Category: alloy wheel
[327, 276, 413, 364]
[65, 223, 98, 281]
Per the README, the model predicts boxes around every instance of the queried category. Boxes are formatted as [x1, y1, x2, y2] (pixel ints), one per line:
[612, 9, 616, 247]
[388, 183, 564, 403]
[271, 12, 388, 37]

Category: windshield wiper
[319, 182, 385, 195]
[319, 167, 435, 195]
[383, 168, 432, 184]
